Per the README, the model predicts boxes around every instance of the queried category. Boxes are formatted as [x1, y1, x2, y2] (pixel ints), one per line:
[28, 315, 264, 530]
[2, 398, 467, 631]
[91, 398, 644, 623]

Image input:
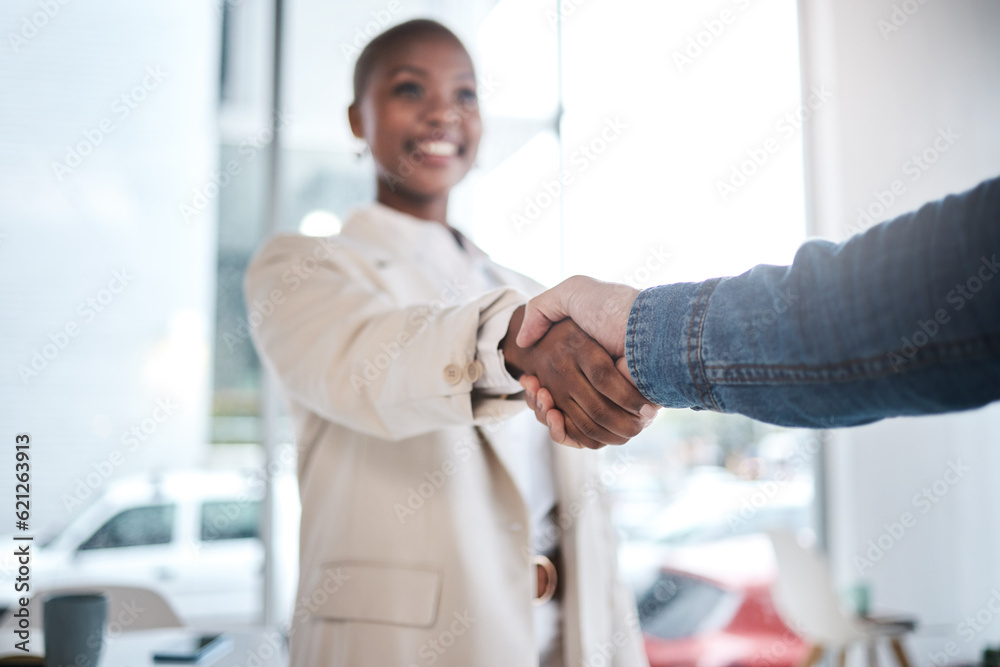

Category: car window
[78, 505, 175, 550]
[201, 500, 260, 542]
[637, 571, 729, 640]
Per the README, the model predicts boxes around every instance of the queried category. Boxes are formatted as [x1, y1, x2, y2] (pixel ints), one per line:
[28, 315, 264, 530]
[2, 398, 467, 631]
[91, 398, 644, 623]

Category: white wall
[798, 1, 1000, 663]
[0, 1, 220, 536]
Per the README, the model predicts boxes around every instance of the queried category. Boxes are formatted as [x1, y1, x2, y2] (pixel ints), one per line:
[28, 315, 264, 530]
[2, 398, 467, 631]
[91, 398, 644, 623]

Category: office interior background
[1, 0, 999, 661]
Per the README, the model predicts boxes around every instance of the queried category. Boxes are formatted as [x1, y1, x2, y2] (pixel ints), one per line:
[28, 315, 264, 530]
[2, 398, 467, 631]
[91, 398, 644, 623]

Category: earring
[354, 143, 370, 160]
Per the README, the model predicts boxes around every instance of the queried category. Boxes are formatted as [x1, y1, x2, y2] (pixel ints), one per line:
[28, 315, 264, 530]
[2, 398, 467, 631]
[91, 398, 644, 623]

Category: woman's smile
[348, 32, 482, 222]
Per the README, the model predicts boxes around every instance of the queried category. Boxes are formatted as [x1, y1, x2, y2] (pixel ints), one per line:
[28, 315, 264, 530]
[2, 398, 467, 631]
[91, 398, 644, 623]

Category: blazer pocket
[311, 561, 442, 628]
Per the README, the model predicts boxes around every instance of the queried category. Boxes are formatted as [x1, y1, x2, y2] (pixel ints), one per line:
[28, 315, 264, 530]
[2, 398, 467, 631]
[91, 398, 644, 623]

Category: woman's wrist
[499, 304, 528, 379]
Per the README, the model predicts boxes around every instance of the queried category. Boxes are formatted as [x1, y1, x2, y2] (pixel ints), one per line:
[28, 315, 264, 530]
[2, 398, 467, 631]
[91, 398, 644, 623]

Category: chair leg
[889, 638, 912, 667]
[867, 639, 879, 667]
[800, 645, 825, 667]
[838, 646, 848, 667]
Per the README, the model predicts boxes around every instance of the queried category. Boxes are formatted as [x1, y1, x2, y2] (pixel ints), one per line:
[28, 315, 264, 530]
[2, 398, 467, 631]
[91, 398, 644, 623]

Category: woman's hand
[520, 356, 653, 448]
[500, 305, 655, 449]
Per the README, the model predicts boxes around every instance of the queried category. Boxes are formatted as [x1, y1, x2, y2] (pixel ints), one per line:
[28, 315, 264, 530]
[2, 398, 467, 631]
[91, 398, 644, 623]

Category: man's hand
[501, 305, 653, 449]
[516, 276, 640, 358]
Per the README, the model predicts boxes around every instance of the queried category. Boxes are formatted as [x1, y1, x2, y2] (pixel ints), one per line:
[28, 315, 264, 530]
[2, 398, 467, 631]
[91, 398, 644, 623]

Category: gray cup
[43, 593, 108, 667]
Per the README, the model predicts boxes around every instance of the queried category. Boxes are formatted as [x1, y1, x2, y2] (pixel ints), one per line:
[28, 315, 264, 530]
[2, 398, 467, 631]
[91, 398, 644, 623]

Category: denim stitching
[706, 333, 1000, 384]
[694, 279, 724, 411]
[686, 280, 714, 409]
[630, 291, 655, 402]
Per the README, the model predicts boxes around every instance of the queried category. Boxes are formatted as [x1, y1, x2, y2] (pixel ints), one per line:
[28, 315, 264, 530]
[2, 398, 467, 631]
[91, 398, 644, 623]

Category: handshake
[500, 276, 658, 450]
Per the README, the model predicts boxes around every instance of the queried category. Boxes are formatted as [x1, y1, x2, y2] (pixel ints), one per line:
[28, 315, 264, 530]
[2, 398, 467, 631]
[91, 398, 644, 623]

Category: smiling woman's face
[349, 34, 482, 208]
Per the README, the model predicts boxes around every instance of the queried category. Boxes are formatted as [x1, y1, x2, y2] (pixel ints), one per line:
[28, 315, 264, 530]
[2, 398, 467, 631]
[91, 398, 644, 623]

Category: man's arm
[519, 175, 1000, 434]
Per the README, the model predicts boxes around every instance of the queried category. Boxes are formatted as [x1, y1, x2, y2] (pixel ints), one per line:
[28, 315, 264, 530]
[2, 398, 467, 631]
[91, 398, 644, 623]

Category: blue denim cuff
[626, 281, 721, 411]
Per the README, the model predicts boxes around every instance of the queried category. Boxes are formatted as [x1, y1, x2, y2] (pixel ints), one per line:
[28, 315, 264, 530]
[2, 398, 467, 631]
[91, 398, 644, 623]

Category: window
[201, 500, 261, 542]
[637, 571, 731, 640]
[211, 0, 816, 627]
[78, 505, 175, 551]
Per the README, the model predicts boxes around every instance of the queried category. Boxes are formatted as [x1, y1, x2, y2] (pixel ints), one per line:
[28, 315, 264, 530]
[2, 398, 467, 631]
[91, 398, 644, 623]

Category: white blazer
[245, 203, 648, 667]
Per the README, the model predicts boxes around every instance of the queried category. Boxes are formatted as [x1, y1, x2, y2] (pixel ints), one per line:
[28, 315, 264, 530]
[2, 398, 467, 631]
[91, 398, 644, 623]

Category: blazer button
[465, 360, 485, 383]
[443, 364, 463, 385]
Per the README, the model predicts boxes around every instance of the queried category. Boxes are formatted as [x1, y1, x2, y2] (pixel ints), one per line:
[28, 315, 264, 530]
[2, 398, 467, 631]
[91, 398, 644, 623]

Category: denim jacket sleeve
[625, 175, 1000, 428]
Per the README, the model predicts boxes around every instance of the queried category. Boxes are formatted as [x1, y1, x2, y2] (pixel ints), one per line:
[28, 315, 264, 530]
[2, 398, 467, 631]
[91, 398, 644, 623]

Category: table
[1, 628, 287, 667]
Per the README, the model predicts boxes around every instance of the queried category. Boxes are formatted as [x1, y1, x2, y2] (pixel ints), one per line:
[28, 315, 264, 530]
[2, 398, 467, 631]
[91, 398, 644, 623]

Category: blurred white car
[0, 469, 299, 628]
